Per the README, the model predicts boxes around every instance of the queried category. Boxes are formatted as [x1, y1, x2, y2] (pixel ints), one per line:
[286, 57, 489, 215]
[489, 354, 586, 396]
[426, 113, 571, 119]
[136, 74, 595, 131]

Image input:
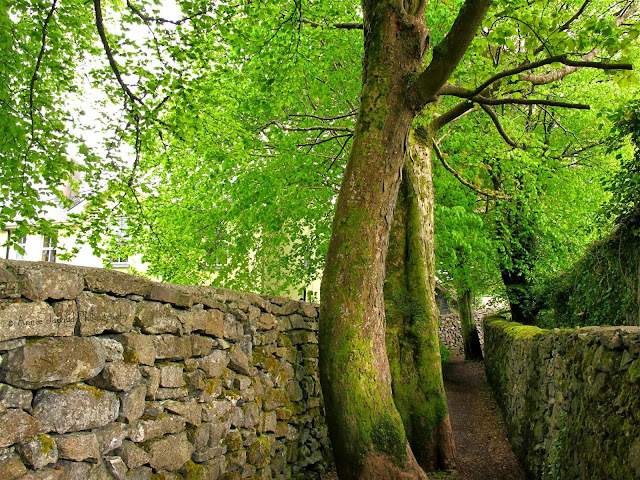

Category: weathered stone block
[228, 344, 252, 376]
[223, 314, 244, 341]
[93, 422, 130, 454]
[179, 308, 208, 334]
[0, 409, 40, 447]
[190, 334, 214, 357]
[0, 264, 19, 298]
[1, 337, 105, 389]
[224, 447, 247, 474]
[263, 388, 288, 411]
[10, 263, 84, 301]
[148, 284, 195, 308]
[287, 330, 317, 345]
[136, 415, 186, 442]
[259, 411, 277, 434]
[160, 364, 185, 388]
[0, 383, 32, 410]
[187, 350, 229, 378]
[123, 466, 153, 480]
[116, 440, 150, 469]
[205, 309, 225, 338]
[120, 384, 146, 422]
[104, 455, 128, 480]
[162, 399, 201, 426]
[16, 466, 62, 479]
[55, 432, 100, 462]
[0, 452, 27, 479]
[135, 302, 181, 335]
[18, 434, 58, 469]
[202, 400, 234, 423]
[118, 333, 156, 366]
[298, 302, 317, 318]
[56, 460, 92, 480]
[140, 366, 160, 398]
[83, 267, 153, 297]
[90, 362, 143, 391]
[77, 292, 136, 336]
[33, 385, 119, 434]
[154, 388, 188, 400]
[97, 337, 124, 362]
[258, 313, 277, 331]
[270, 300, 298, 316]
[153, 335, 192, 360]
[145, 432, 193, 472]
[0, 301, 75, 342]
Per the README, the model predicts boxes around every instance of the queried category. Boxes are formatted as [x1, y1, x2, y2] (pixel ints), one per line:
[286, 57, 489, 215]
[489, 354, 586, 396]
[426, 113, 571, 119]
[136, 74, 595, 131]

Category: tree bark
[319, 2, 429, 478]
[456, 287, 483, 361]
[386, 143, 457, 473]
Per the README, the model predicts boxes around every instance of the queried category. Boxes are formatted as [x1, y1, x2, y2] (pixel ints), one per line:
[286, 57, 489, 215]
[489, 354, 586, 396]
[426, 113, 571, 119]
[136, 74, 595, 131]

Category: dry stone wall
[484, 316, 640, 480]
[0, 260, 331, 480]
[438, 312, 485, 355]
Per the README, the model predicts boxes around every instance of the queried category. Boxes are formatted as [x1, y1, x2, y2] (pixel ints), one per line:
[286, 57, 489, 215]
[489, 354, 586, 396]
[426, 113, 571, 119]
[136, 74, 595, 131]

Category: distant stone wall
[484, 317, 640, 480]
[0, 260, 330, 479]
[438, 312, 485, 355]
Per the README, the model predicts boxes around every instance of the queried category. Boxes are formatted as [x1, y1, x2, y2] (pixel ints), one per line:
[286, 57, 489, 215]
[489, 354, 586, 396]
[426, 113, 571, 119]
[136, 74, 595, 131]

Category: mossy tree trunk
[456, 286, 483, 360]
[386, 140, 457, 473]
[319, 0, 491, 477]
[319, 3, 430, 478]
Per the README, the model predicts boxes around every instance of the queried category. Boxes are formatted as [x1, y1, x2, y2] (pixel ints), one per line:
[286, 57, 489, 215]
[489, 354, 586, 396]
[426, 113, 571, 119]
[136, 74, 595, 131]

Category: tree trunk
[500, 269, 530, 324]
[456, 287, 483, 361]
[386, 143, 457, 473]
[318, 2, 429, 478]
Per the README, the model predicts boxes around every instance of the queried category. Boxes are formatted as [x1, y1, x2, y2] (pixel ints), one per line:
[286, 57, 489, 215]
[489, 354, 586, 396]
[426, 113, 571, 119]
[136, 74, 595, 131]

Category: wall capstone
[484, 316, 640, 480]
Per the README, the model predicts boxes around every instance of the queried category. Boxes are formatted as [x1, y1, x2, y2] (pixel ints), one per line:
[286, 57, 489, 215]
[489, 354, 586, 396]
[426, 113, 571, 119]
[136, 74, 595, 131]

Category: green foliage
[544, 101, 640, 327]
[439, 343, 452, 363]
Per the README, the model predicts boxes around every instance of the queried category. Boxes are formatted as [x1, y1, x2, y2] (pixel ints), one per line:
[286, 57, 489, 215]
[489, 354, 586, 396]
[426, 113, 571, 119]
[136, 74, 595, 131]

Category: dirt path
[441, 356, 526, 480]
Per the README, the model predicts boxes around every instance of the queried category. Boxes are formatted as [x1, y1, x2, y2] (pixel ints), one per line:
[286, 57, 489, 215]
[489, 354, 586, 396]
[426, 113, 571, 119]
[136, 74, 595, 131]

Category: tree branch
[93, 0, 141, 105]
[431, 101, 475, 132]
[301, 18, 363, 29]
[479, 104, 519, 148]
[438, 85, 591, 109]
[409, 0, 494, 108]
[432, 142, 512, 199]
[522, 2, 639, 85]
[289, 111, 358, 121]
[29, 0, 58, 140]
[443, 55, 632, 97]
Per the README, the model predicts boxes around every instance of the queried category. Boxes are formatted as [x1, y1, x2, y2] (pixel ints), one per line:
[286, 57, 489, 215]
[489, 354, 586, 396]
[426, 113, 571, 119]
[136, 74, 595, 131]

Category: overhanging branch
[409, 0, 493, 108]
[479, 104, 519, 148]
[94, 0, 142, 105]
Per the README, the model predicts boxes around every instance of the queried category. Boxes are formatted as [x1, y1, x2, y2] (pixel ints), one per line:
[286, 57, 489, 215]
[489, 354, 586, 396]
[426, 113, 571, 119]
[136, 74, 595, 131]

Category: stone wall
[438, 312, 485, 356]
[0, 260, 331, 480]
[484, 316, 640, 480]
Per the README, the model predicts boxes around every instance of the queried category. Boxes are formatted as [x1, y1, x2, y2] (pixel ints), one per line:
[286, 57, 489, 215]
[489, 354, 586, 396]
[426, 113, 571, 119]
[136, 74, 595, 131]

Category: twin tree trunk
[318, 2, 434, 478]
[319, 0, 492, 477]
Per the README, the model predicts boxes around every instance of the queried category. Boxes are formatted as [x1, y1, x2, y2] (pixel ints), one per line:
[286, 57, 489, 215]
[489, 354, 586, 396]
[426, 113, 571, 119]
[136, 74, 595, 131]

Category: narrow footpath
[441, 357, 526, 480]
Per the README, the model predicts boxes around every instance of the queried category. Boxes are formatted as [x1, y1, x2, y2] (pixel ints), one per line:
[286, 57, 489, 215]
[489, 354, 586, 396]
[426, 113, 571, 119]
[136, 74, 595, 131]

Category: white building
[0, 196, 144, 271]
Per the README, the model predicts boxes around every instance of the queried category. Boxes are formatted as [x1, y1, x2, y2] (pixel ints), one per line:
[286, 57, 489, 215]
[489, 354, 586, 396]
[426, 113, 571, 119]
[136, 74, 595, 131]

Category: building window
[111, 217, 129, 268]
[13, 235, 26, 260]
[42, 236, 56, 262]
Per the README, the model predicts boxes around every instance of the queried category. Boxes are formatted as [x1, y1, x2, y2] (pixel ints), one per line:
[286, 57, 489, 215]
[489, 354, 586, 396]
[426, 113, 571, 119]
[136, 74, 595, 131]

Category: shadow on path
[441, 356, 526, 480]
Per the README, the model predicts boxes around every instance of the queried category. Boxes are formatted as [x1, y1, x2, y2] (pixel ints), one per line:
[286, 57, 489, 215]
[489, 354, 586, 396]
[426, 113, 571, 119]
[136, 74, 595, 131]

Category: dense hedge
[545, 220, 640, 327]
